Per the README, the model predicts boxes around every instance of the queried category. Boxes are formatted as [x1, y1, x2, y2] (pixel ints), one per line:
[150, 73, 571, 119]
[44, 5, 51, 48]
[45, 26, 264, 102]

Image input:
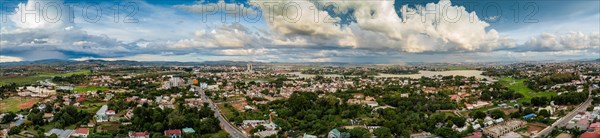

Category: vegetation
[499, 77, 557, 103]
[0, 97, 40, 112]
[128, 104, 222, 137]
[73, 86, 109, 93]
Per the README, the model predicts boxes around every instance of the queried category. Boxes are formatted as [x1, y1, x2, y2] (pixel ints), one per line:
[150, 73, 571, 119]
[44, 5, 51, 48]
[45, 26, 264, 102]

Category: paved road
[533, 87, 593, 138]
[194, 86, 248, 138]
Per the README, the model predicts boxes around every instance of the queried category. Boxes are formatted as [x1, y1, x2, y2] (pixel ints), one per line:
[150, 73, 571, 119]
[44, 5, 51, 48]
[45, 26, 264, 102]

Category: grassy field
[37, 70, 91, 77]
[74, 86, 109, 92]
[217, 104, 234, 119]
[499, 77, 556, 103]
[0, 76, 47, 86]
[0, 97, 40, 112]
[0, 70, 91, 85]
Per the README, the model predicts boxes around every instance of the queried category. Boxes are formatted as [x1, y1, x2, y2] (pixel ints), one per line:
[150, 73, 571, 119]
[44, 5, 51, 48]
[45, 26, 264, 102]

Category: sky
[0, 0, 598, 63]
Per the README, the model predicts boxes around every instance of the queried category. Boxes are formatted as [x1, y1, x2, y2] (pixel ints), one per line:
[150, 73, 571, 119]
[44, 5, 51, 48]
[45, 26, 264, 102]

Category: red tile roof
[581, 132, 600, 138]
[74, 128, 89, 134]
[164, 129, 182, 136]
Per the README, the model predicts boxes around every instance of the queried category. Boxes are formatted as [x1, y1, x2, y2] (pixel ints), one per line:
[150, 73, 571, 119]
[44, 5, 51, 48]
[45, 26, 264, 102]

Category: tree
[1, 112, 16, 123]
[451, 117, 467, 127]
[373, 127, 392, 138]
[490, 109, 505, 119]
[167, 110, 185, 128]
[531, 97, 549, 106]
[472, 110, 486, 119]
[152, 122, 164, 132]
[250, 125, 266, 134]
[348, 128, 371, 138]
[538, 109, 551, 117]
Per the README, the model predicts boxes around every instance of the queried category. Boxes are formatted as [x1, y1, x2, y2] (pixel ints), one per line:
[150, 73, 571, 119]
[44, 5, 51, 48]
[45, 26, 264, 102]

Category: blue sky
[0, 0, 598, 63]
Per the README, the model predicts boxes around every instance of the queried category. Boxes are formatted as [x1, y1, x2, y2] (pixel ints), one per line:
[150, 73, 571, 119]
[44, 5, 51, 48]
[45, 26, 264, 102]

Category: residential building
[164, 129, 182, 138]
[128, 131, 149, 138]
[72, 128, 89, 138]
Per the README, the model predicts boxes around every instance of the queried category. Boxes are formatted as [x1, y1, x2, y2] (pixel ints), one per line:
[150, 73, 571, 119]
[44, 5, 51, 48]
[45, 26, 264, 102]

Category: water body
[288, 70, 493, 80]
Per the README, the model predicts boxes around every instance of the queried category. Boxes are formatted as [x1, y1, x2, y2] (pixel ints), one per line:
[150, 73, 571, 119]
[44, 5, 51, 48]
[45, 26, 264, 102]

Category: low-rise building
[482, 119, 527, 138]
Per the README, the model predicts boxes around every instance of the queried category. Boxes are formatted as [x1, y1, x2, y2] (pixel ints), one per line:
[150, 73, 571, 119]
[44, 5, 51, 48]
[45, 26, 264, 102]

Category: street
[533, 87, 594, 138]
[194, 86, 248, 138]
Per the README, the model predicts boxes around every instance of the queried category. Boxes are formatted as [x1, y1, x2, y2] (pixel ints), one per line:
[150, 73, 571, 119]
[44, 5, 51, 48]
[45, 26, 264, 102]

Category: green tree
[538, 109, 551, 117]
[471, 110, 486, 119]
[490, 109, 505, 119]
[373, 127, 392, 138]
[348, 128, 371, 138]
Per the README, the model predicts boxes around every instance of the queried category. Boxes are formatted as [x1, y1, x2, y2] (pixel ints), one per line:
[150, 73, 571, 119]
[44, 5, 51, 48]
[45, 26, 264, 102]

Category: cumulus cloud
[1, 0, 133, 60]
[249, 0, 358, 47]
[1, 0, 597, 63]
[10, 0, 72, 29]
[170, 23, 257, 48]
[240, 0, 516, 52]
[0, 56, 24, 62]
[521, 32, 600, 51]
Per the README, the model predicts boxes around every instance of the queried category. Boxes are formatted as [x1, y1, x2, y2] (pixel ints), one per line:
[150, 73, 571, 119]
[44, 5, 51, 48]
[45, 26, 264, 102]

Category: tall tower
[246, 64, 253, 72]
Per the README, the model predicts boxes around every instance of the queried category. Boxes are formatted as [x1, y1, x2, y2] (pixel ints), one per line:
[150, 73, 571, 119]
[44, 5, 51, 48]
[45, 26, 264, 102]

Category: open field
[499, 77, 557, 103]
[0, 76, 47, 86]
[36, 70, 91, 77]
[445, 66, 469, 70]
[0, 70, 91, 85]
[218, 104, 234, 119]
[74, 86, 109, 92]
[0, 97, 40, 112]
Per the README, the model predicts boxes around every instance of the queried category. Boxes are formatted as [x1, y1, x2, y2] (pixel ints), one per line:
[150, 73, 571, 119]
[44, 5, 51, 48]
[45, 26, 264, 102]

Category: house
[255, 130, 277, 138]
[45, 128, 73, 138]
[365, 101, 379, 108]
[72, 128, 89, 138]
[482, 119, 527, 138]
[96, 105, 109, 122]
[523, 114, 536, 119]
[410, 132, 438, 138]
[182, 128, 195, 134]
[76, 96, 86, 103]
[164, 129, 182, 138]
[129, 131, 150, 138]
[469, 131, 482, 138]
[581, 131, 600, 138]
[328, 128, 341, 138]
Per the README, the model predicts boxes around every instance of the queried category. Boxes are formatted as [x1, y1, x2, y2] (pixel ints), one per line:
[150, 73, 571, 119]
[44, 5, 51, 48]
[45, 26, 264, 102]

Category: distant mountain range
[1, 58, 598, 67]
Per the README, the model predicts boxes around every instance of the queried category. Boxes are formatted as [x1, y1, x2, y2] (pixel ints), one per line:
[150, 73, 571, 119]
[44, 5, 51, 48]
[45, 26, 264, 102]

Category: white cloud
[170, 23, 255, 48]
[523, 32, 600, 51]
[220, 48, 268, 56]
[243, 0, 514, 52]
[3, 0, 597, 63]
[250, 0, 358, 47]
[0, 56, 24, 62]
[10, 0, 72, 29]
